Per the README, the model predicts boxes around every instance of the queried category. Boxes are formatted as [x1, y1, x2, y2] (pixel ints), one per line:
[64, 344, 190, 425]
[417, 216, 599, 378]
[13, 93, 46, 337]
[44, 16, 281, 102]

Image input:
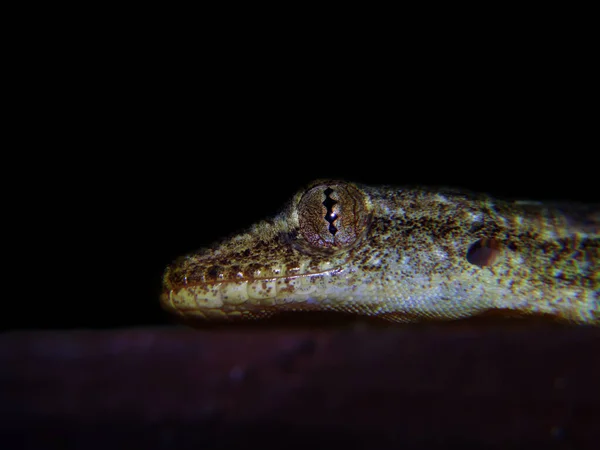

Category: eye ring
[296, 181, 372, 251]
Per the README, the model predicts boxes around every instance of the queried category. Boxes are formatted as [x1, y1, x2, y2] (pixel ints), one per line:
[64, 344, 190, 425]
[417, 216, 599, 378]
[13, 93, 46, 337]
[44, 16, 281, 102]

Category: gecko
[161, 179, 599, 324]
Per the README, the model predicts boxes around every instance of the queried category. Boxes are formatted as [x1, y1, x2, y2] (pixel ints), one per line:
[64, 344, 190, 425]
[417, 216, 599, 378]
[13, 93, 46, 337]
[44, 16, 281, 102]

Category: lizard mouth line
[166, 266, 345, 290]
[161, 267, 345, 317]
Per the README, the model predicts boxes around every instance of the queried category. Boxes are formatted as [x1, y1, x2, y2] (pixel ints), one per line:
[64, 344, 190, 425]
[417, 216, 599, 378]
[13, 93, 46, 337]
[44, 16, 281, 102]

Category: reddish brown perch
[1, 321, 599, 449]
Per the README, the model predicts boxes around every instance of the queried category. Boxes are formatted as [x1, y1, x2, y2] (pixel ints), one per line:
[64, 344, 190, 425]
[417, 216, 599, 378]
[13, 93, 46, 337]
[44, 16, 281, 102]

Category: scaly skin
[161, 180, 599, 324]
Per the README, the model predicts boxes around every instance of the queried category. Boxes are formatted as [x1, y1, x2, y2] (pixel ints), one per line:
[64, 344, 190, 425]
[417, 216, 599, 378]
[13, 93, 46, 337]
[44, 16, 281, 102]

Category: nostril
[207, 265, 222, 280]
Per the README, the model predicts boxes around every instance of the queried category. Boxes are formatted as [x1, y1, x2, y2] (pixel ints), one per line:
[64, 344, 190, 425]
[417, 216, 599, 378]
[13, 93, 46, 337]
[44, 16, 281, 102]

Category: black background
[3, 25, 599, 450]
[6, 41, 597, 330]
[13, 125, 595, 330]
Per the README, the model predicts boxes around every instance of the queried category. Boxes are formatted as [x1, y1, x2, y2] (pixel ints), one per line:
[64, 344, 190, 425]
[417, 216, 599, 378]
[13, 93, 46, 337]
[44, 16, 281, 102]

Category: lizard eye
[297, 181, 371, 249]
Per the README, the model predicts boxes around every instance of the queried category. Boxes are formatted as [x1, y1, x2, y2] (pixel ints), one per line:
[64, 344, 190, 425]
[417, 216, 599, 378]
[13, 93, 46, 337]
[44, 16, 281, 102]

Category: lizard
[161, 179, 600, 325]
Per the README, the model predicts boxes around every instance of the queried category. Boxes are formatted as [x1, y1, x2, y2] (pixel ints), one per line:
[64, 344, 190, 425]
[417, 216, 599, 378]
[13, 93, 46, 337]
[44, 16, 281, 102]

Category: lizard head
[161, 180, 376, 321]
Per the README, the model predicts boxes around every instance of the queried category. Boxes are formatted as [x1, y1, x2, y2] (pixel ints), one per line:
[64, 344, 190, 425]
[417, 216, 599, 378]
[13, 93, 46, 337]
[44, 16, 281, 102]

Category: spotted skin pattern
[161, 180, 599, 324]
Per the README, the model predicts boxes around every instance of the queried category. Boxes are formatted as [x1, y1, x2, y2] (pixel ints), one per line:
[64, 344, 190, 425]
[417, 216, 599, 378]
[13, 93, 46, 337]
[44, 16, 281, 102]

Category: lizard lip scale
[162, 267, 346, 320]
[161, 179, 599, 324]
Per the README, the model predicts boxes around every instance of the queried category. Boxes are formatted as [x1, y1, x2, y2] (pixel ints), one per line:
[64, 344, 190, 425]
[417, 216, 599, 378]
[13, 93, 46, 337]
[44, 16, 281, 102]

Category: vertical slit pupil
[322, 188, 338, 235]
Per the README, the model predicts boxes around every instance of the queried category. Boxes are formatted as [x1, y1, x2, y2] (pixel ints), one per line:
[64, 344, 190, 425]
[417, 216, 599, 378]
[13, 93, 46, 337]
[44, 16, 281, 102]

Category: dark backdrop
[7, 111, 597, 330]
[3, 51, 599, 450]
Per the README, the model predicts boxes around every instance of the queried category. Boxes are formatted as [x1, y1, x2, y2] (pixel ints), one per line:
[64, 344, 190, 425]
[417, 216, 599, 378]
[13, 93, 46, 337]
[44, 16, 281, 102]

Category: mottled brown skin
[162, 180, 600, 324]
